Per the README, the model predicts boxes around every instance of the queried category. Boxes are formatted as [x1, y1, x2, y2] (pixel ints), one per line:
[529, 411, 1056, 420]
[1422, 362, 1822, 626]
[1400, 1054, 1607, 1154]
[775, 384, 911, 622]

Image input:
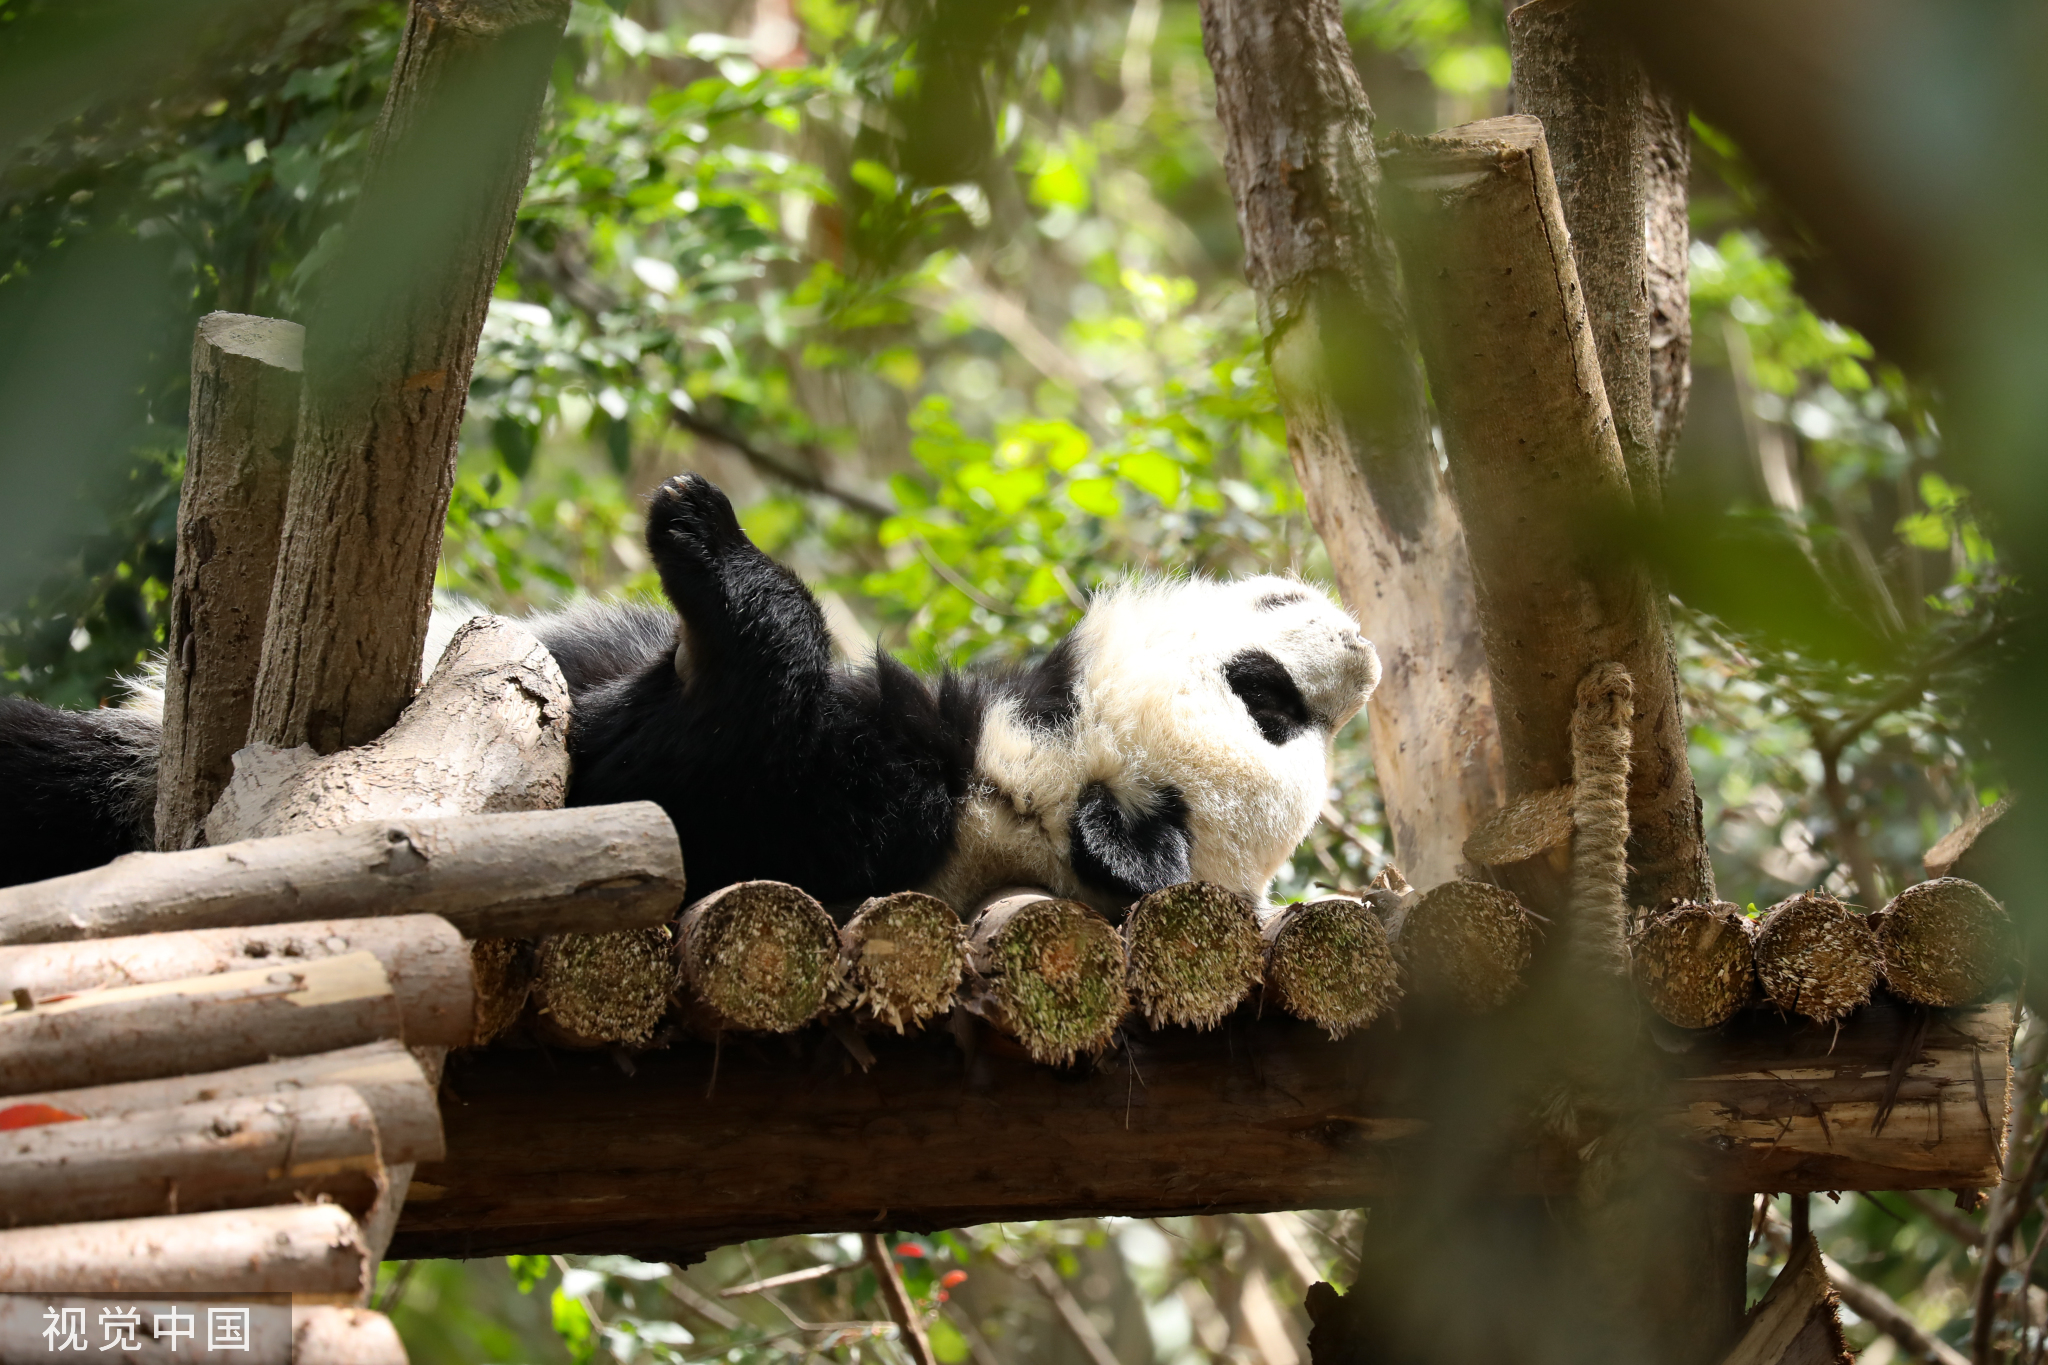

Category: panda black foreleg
[1068, 780, 1193, 912]
[644, 472, 833, 691]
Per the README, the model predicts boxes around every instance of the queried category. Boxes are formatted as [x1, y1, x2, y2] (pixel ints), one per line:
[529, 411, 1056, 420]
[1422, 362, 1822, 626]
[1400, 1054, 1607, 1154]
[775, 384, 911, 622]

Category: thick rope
[1568, 661, 1634, 980]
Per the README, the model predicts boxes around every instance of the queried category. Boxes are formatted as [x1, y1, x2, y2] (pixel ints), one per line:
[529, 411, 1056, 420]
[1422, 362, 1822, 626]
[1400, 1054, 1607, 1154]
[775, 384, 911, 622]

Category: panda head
[1062, 574, 1379, 904]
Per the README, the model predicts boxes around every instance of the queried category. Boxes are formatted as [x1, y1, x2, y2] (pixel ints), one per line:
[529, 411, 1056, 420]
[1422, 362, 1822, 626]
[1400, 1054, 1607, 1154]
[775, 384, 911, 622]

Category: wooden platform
[391, 995, 2011, 1261]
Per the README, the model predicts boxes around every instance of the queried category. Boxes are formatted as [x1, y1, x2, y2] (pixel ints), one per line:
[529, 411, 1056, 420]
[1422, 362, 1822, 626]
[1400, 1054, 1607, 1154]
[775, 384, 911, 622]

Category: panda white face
[930, 574, 1380, 916]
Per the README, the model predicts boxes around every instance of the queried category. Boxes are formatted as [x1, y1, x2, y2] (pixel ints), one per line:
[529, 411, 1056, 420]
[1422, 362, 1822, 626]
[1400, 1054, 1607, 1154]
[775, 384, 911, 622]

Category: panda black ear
[1068, 781, 1192, 908]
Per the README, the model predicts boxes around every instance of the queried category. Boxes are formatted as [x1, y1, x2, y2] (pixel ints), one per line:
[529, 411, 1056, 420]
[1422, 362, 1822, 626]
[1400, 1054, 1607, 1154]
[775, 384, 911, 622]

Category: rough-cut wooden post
[1382, 115, 1714, 915]
[156, 313, 304, 851]
[0, 915, 474, 1048]
[1260, 896, 1400, 1037]
[0, 1204, 371, 1299]
[1122, 882, 1263, 1030]
[676, 882, 842, 1034]
[839, 891, 967, 1033]
[0, 803, 685, 946]
[964, 889, 1128, 1066]
[213, 615, 569, 842]
[528, 926, 675, 1048]
[0, 1084, 385, 1227]
[1197, 0, 1501, 888]
[5, 1041, 444, 1165]
[0, 951, 405, 1093]
[293, 1307, 410, 1365]
[249, 0, 570, 756]
[1396, 880, 1538, 1012]
[1508, 0, 1658, 503]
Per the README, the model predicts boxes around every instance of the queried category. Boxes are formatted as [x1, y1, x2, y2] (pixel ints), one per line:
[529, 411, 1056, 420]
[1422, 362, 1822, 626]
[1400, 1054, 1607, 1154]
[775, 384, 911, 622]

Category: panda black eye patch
[1223, 648, 1313, 745]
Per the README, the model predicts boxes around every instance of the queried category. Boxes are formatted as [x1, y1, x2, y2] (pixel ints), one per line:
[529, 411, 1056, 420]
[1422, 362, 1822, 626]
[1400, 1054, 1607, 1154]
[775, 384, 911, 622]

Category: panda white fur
[0, 474, 1378, 919]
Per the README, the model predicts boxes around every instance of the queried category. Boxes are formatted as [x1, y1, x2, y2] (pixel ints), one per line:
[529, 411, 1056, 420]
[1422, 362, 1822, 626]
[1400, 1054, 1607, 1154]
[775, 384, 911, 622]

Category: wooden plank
[393, 995, 2009, 1260]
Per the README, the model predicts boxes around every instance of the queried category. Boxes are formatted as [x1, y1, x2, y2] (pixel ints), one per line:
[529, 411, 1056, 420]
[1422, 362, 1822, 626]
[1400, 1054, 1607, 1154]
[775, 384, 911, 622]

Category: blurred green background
[0, 0, 2025, 1358]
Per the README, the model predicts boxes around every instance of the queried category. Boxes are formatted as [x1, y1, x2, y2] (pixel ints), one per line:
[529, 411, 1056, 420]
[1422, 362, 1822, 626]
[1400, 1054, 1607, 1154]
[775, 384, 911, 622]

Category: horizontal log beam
[0, 1203, 370, 1300]
[396, 995, 2010, 1260]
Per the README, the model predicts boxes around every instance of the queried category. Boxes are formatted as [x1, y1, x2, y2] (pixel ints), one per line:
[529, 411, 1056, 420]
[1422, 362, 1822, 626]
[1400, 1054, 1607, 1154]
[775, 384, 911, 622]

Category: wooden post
[249, 0, 570, 756]
[156, 313, 303, 851]
[0, 1203, 371, 1300]
[1197, 0, 1502, 887]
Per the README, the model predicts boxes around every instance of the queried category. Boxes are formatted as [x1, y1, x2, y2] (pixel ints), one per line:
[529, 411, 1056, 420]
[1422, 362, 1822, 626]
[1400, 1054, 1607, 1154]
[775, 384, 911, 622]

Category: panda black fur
[0, 473, 1379, 918]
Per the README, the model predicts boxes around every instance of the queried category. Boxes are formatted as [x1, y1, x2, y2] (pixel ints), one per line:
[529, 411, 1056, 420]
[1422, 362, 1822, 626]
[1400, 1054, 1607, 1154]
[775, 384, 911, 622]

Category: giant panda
[0, 473, 1379, 917]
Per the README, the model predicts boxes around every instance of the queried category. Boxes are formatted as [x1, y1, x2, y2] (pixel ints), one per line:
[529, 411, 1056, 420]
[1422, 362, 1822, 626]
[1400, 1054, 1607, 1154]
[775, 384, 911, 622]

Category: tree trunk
[1382, 115, 1714, 913]
[1642, 82, 1692, 472]
[156, 313, 303, 851]
[1508, 0, 1660, 503]
[0, 951, 403, 1093]
[248, 0, 569, 756]
[0, 1084, 384, 1227]
[211, 615, 570, 843]
[0, 915, 474, 1049]
[0, 1203, 370, 1300]
[1197, 0, 1501, 887]
[389, 996, 2008, 1260]
[0, 802, 687, 945]
[3, 1040, 444, 1165]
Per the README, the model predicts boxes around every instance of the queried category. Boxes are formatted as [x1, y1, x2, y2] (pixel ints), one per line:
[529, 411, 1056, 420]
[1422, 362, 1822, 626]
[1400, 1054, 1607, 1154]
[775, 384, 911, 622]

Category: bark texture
[293, 1307, 410, 1365]
[0, 1084, 385, 1227]
[249, 0, 570, 755]
[0, 915, 474, 1048]
[1382, 115, 1714, 912]
[1198, 0, 1501, 886]
[1643, 82, 1692, 471]
[390, 997, 2008, 1260]
[0, 1203, 370, 1299]
[1719, 1233, 1851, 1365]
[1508, 0, 1660, 502]
[156, 313, 304, 851]
[213, 615, 569, 843]
[3, 1041, 444, 1165]
[0, 951, 403, 1093]
[0, 802, 686, 944]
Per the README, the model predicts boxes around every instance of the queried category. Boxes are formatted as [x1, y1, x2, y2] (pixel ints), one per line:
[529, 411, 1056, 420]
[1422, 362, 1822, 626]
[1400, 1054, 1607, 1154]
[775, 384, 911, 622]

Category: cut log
[1463, 784, 1574, 868]
[0, 1040, 443, 1164]
[0, 1083, 383, 1227]
[248, 0, 572, 757]
[1630, 901, 1756, 1030]
[156, 312, 304, 852]
[1123, 882, 1263, 1030]
[676, 881, 841, 1034]
[530, 926, 675, 1048]
[210, 615, 569, 843]
[0, 1203, 371, 1300]
[0, 914, 473, 1048]
[471, 936, 536, 1045]
[1753, 891, 1881, 1025]
[1397, 880, 1537, 1012]
[0, 950, 401, 1094]
[1872, 878, 2011, 1008]
[1260, 896, 1400, 1037]
[1718, 1232, 1850, 1365]
[838, 891, 966, 1033]
[294, 1307, 409, 1365]
[1197, 0, 1501, 890]
[964, 890, 1128, 1066]
[390, 997, 2010, 1259]
[1925, 795, 2015, 883]
[0, 802, 687, 945]
[1381, 113, 1714, 914]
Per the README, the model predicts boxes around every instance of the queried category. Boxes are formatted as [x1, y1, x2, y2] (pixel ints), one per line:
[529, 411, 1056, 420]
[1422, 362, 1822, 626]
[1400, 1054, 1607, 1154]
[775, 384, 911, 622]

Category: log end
[470, 938, 536, 1046]
[1123, 882, 1264, 1030]
[1754, 891, 1882, 1024]
[532, 926, 677, 1048]
[1874, 878, 2011, 1008]
[1262, 897, 1401, 1038]
[840, 891, 967, 1033]
[1630, 900, 1756, 1030]
[679, 882, 842, 1034]
[972, 897, 1128, 1066]
[1398, 880, 1537, 1012]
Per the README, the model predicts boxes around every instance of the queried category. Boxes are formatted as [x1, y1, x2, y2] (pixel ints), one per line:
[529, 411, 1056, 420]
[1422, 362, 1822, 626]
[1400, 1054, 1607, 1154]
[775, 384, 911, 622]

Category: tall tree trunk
[248, 0, 569, 755]
[1197, 0, 1501, 889]
[1642, 82, 1692, 473]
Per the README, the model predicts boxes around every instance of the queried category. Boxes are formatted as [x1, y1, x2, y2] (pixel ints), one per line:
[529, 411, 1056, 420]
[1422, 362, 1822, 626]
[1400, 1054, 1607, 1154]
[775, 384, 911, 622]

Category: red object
[940, 1270, 969, 1289]
[0, 1103, 84, 1131]
[894, 1243, 925, 1258]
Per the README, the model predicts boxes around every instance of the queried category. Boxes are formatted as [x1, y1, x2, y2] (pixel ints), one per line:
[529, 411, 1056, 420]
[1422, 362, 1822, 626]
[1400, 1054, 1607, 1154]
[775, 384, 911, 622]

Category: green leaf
[1116, 450, 1182, 504]
[1066, 476, 1120, 518]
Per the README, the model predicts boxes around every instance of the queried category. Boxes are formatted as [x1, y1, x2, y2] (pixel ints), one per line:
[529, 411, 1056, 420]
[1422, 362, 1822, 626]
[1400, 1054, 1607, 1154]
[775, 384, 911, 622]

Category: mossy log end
[677, 881, 842, 1035]
[531, 926, 676, 1049]
[1754, 891, 1882, 1024]
[1874, 878, 2011, 1008]
[1397, 879, 1537, 1012]
[839, 892, 967, 1033]
[1261, 897, 1401, 1037]
[1123, 882, 1263, 1030]
[965, 890, 1128, 1066]
[393, 995, 2010, 1260]
[1632, 901, 1757, 1030]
